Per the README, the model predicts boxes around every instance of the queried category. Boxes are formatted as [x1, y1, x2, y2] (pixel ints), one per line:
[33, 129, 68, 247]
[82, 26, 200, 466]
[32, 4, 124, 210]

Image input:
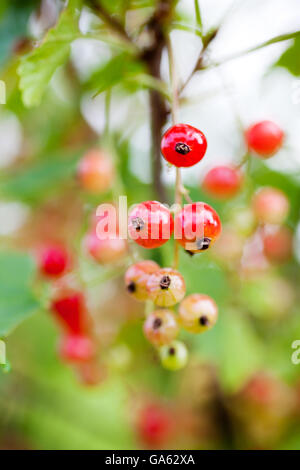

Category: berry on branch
[159, 340, 188, 371]
[202, 165, 243, 199]
[146, 268, 186, 307]
[161, 124, 207, 167]
[245, 120, 284, 158]
[178, 294, 218, 333]
[125, 260, 159, 302]
[143, 309, 179, 346]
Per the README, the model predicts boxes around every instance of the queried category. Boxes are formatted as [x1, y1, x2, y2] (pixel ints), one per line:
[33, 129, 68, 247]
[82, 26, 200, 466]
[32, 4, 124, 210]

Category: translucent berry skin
[77, 149, 114, 194]
[51, 289, 91, 335]
[159, 340, 188, 371]
[146, 268, 186, 307]
[245, 121, 284, 158]
[263, 227, 293, 263]
[58, 334, 96, 363]
[174, 202, 221, 253]
[161, 124, 207, 168]
[85, 231, 127, 264]
[143, 309, 179, 346]
[202, 166, 242, 199]
[125, 260, 159, 302]
[178, 294, 218, 333]
[252, 187, 289, 225]
[38, 244, 69, 278]
[137, 404, 174, 447]
[128, 201, 174, 249]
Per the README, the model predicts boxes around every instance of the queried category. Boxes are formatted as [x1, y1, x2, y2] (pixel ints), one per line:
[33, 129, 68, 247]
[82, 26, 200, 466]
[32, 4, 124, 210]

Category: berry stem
[167, 37, 182, 269]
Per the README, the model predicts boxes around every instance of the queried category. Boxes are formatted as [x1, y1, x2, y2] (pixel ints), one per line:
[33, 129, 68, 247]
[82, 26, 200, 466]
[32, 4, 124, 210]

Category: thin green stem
[194, 0, 203, 36]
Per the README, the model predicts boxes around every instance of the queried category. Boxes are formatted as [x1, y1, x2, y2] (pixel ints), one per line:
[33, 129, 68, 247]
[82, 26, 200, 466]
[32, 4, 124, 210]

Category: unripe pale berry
[174, 202, 221, 254]
[37, 244, 70, 278]
[128, 201, 174, 249]
[143, 309, 179, 346]
[161, 124, 207, 167]
[178, 294, 218, 333]
[146, 268, 186, 307]
[58, 334, 96, 363]
[159, 340, 188, 371]
[202, 165, 243, 199]
[77, 149, 114, 194]
[263, 226, 293, 263]
[125, 260, 160, 301]
[252, 187, 289, 225]
[245, 120, 284, 158]
[85, 231, 128, 264]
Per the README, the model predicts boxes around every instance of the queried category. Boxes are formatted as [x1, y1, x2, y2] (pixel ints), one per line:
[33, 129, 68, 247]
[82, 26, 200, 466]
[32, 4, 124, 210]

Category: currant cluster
[125, 124, 221, 370]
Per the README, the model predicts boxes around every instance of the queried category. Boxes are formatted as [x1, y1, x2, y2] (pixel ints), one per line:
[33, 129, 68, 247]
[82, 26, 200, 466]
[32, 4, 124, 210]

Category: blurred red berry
[85, 231, 128, 264]
[58, 334, 96, 364]
[202, 165, 243, 199]
[51, 289, 91, 335]
[252, 187, 289, 225]
[245, 121, 284, 157]
[38, 244, 69, 278]
[263, 226, 293, 263]
[137, 404, 174, 447]
[128, 201, 174, 249]
[77, 149, 114, 194]
[161, 124, 207, 167]
[174, 202, 221, 253]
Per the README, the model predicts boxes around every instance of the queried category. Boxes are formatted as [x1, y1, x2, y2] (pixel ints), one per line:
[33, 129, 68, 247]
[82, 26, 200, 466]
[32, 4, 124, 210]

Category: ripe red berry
[128, 201, 174, 249]
[58, 334, 96, 363]
[51, 288, 91, 335]
[263, 226, 293, 263]
[202, 166, 243, 199]
[252, 187, 289, 225]
[77, 148, 114, 193]
[146, 268, 186, 307]
[161, 124, 207, 167]
[174, 202, 221, 253]
[178, 294, 218, 333]
[85, 231, 128, 264]
[137, 403, 174, 447]
[143, 309, 179, 346]
[245, 120, 284, 158]
[125, 260, 159, 301]
[37, 244, 70, 278]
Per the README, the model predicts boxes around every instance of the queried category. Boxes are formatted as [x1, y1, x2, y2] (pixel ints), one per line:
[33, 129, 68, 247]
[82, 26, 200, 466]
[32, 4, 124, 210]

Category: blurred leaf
[275, 36, 300, 76]
[18, 0, 81, 107]
[0, 151, 79, 203]
[0, 251, 39, 337]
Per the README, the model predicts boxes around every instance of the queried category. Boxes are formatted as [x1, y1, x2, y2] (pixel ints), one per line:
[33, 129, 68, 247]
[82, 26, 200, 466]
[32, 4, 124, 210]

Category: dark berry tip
[127, 281, 136, 293]
[159, 275, 171, 289]
[131, 217, 145, 232]
[185, 250, 195, 256]
[153, 317, 162, 329]
[168, 347, 176, 356]
[199, 316, 209, 326]
[196, 237, 211, 251]
[175, 142, 190, 155]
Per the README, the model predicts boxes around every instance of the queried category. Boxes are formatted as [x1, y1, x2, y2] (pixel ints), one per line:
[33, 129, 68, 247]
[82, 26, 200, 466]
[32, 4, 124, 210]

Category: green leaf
[0, 252, 39, 337]
[18, 0, 81, 107]
[275, 36, 300, 76]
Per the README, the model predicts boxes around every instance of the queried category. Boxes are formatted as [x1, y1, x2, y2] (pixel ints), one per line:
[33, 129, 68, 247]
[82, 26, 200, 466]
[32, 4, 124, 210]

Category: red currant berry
[125, 260, 159, 302]
[137, 403, 174, 447]
[245, 120, 284, 158]
[178, 294, 218, 333]
[143, 309, 179, 346]
[159, 340, 188, 371]
[263, 226, 293, 263]
[174, 202, 221, 254]
[202, 165, 243, 199]
[77, 148, 114, 194]
[252, 187, 289, 225]
[58, 334, 96, 363]
[37, 244, 69, 278]
[161, 124, 207, 167]
[128, 201, 174, 249]
[51, 288, 91, 335]
[146, 268, 186, 307]
[85, 231, 128, 264]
